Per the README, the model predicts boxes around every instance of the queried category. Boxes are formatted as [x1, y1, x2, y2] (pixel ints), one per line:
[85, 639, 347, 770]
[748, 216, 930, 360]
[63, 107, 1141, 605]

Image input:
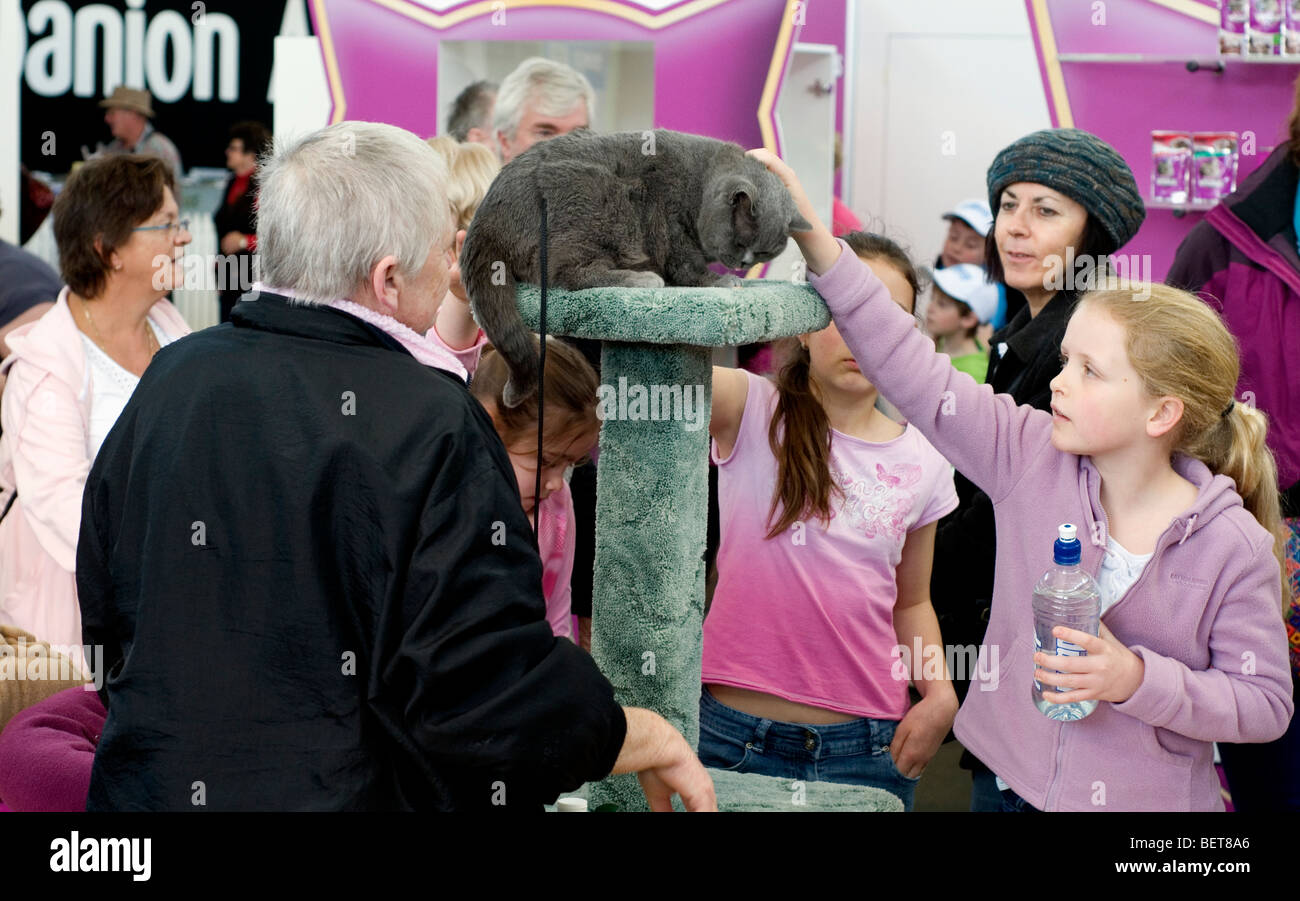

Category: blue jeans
[697, 687, 918, 811]
[970, 767, 1040, 812]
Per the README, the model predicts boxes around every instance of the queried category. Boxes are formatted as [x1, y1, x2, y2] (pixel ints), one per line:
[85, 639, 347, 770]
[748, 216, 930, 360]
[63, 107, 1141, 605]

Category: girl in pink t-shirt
[701, 233, 959, 810]
[469, 339, 600, 641]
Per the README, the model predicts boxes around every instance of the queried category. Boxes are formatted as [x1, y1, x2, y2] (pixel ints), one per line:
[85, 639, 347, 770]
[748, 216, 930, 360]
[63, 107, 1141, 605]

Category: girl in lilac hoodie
[752, 150, 1294, 811]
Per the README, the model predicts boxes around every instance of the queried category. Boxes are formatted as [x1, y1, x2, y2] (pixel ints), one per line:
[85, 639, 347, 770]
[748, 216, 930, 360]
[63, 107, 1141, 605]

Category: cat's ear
[787, 210, 812, 232]
[731, 183, 759, 243]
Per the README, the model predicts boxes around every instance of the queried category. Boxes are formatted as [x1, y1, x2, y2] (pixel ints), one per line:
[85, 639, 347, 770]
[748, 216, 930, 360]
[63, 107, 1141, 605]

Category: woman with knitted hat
[927, 128, 1146, 801]
[932, 131, 1145, 617]
[750, 146, 1292, 812]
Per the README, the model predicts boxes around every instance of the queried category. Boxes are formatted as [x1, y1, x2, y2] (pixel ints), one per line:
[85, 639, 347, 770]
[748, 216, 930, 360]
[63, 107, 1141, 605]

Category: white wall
[847, 0, 1050, 270]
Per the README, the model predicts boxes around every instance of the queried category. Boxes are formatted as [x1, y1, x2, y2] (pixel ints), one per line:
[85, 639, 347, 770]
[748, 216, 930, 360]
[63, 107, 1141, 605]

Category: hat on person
[942, 198, 994, 237]
[986, 128, 1144, 254]
[99, 86, 155, 118]
[930, 264, 1000, 324]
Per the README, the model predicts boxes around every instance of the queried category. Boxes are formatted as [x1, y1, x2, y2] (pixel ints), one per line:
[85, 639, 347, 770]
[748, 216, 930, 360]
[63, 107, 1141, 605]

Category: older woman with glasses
[0, 154, 191, 659]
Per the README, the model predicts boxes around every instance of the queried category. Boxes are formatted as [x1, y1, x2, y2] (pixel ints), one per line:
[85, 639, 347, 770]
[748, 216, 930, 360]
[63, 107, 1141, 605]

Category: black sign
[19, 0, 306, 176]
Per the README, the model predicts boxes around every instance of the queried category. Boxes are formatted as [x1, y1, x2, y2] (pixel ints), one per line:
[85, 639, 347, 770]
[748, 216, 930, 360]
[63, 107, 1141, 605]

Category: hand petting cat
[745, 148, 842, 277]
[435, 228, 483, 352]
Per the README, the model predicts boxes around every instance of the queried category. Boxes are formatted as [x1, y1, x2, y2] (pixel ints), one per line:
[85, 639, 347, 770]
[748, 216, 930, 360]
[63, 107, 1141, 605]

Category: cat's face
[699, 162, 811, 270]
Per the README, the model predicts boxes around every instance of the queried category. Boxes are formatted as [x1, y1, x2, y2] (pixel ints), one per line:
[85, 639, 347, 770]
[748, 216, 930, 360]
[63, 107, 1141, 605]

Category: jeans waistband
[700, 686, 895, 756]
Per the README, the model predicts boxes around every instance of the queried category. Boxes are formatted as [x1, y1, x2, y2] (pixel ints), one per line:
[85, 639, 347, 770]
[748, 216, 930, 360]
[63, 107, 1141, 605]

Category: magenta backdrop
[1025, 0, 1299, 278]
[309, 0, 849, 153]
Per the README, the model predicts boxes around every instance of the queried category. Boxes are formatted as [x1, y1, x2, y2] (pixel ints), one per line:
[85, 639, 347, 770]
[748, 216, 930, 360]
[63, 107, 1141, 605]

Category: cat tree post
[517, 281, 902, 813]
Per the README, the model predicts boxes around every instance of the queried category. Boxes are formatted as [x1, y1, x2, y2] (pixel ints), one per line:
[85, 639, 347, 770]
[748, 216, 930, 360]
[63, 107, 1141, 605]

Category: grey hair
[257, 121, 453, 303]
[447, 80, 497, 142]
[492, 57, 595, 142]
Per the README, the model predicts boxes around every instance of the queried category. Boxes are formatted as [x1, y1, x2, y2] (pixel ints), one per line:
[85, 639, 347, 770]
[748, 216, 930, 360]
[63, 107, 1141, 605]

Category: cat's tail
[460, 221, 538, 408]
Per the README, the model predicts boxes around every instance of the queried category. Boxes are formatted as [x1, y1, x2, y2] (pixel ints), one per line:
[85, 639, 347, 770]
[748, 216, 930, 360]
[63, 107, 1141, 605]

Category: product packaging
[1249, 0, 1284, 55]
[1151, 132, 1193, 203]
[1191, 132, 1240, 203]
[1221, 0, 1249, 54]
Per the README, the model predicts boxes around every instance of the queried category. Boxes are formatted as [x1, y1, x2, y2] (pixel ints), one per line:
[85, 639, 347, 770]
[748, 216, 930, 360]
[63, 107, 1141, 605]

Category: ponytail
[764, 232, 921, 541]
[1192, 403, 1287, 609]
[1079, 285, 1289, 612]
[765, 338, 841, 539]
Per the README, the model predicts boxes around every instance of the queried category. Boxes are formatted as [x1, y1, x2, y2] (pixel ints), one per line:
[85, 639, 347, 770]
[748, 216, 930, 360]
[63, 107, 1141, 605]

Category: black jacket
[930, 288, 1079, 703]
[213, 173, 257, 240]
[78, 294, 626, 810]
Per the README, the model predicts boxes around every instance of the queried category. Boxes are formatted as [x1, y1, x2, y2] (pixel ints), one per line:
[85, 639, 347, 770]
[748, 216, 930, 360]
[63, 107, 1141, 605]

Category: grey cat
[460, 128, 811, 407]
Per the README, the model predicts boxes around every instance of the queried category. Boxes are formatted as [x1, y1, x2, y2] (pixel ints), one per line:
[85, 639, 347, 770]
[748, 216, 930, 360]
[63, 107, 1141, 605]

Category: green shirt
[949, 338, 988, 383]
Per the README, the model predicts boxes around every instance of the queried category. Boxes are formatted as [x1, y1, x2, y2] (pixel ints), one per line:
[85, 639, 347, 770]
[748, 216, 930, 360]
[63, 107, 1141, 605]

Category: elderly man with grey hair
[76, 121, 715, 812]
[494, 57, 595, 163]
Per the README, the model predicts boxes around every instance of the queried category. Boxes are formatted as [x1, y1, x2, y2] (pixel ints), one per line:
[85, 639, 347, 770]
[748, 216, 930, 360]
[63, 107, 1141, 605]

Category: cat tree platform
[517, 281, 902, 813]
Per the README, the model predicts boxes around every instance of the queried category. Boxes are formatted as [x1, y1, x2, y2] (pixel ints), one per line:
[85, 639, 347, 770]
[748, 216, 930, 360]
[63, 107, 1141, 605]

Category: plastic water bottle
[1032, 524, 1101, 721]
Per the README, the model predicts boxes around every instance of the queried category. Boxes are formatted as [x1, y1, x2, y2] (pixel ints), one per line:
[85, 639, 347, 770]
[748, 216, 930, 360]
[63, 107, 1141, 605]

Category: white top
[1096, 536, 1154, 615]
[81, 318, 174, 460]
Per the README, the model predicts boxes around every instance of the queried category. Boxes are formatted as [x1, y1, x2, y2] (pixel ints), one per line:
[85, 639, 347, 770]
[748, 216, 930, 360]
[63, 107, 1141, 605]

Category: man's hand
[891, 692, 957, 779]
[611, 707, 717, 811]
[1035, 622, 1145, 705]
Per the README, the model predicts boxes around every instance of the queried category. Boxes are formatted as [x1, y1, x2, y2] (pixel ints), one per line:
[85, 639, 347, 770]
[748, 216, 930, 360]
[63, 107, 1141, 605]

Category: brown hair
[764, 232, 920, 539]
[53, 155, 176, 299]
[1078, 285, 1288, 610]
[470, 335, 600, 449]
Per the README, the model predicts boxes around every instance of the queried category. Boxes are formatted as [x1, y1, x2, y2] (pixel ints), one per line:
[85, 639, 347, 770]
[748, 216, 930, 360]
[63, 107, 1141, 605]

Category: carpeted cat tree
[517, 280, 903, 813]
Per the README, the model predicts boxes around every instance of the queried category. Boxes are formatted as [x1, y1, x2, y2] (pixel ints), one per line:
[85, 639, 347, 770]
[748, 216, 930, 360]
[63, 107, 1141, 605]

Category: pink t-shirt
[537, 479, 576, 640]
[702, 371, 958, 720]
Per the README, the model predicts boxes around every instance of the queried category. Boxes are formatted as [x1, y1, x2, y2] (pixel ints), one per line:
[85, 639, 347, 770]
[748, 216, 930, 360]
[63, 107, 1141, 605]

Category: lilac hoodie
[809, 239, 1294, 811]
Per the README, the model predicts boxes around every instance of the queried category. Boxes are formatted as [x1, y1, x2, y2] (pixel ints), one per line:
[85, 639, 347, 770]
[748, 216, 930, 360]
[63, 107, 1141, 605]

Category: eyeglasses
[133, 219, 190, 236]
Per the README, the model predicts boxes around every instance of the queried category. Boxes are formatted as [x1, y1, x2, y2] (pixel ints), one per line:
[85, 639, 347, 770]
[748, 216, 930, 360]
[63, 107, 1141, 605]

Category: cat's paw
[620, 271, 666, 289]
[709, 273, 746, 289]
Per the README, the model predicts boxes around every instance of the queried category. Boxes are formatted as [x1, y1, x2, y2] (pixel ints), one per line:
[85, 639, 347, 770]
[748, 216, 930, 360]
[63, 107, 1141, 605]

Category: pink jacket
[0, 288, 191, 653]
[809, 240, 1294, 811]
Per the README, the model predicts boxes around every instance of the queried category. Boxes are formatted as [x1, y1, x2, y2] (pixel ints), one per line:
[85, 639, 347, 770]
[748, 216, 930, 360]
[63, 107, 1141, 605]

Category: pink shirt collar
[252, 283, 468, 382]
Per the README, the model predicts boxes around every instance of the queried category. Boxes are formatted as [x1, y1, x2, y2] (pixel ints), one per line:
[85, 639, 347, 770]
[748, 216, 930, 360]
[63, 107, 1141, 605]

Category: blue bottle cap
[1054, 523, 1081, 565]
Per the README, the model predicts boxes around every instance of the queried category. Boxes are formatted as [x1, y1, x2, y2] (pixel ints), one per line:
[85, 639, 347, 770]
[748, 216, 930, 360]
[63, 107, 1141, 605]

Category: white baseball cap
[930, 264, 999, 324]
[942, 198, 994, 237]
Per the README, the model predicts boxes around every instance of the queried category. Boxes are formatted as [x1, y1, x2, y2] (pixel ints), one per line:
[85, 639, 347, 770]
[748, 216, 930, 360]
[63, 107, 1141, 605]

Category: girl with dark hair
[699, 232, 958, 811]
[470, 337, 600, 641]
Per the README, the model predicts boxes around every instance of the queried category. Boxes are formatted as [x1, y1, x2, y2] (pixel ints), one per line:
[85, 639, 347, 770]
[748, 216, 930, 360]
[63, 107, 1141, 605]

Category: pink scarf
[326, 299, 469, 382]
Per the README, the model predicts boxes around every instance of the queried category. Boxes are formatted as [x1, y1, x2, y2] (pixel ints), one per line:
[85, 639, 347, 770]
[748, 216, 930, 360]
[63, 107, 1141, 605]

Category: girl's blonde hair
[425, 136, 501, 230]
[1078, 284, 1287, 610]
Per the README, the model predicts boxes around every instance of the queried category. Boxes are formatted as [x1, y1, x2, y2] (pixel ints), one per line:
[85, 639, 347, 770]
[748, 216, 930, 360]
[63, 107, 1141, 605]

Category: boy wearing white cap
[925, 263, 999, 382]
[937, 198, 993, 269]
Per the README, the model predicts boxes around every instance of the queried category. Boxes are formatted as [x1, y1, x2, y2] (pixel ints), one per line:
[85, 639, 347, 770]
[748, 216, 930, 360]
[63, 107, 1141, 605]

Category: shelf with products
[1144, 197, 1220, 218]
[1057, 53, 1300, 70]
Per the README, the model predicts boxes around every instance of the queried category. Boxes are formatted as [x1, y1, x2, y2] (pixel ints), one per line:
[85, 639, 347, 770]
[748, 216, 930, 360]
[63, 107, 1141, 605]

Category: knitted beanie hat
[986, 128, 1145, 254]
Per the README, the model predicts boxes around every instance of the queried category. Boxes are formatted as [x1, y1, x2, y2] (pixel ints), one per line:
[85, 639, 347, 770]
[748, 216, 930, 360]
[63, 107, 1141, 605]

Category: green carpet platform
[517, 281, 901, 813]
